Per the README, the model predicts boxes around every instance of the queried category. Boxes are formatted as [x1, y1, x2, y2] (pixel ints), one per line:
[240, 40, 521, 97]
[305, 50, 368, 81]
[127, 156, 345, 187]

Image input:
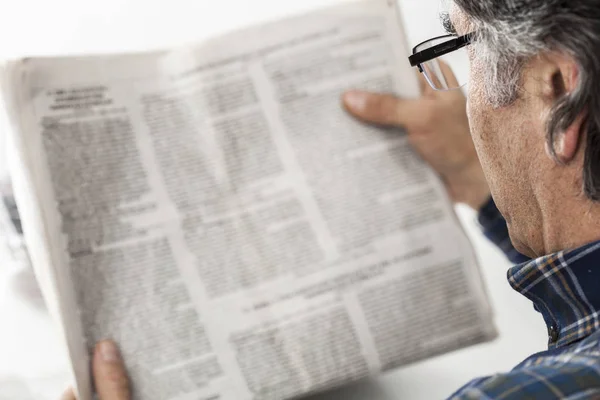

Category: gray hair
[454, 0, 600, 201]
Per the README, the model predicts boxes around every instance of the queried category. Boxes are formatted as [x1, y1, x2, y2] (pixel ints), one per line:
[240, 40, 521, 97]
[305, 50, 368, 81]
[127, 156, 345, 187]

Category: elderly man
[346, 0, 600, 398]
[65, 0, 600, 399]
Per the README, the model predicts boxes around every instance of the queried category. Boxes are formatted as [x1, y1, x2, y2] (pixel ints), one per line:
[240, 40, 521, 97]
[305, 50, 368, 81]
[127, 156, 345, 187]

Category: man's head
[450, 0, 600, 256]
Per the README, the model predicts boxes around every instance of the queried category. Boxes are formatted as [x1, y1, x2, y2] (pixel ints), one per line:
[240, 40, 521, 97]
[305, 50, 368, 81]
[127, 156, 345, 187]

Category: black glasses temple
[408, 33, 474, 67]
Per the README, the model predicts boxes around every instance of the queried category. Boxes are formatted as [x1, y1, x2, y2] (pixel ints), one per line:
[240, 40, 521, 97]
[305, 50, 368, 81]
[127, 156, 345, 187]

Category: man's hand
[61, 340, 130, 400]
[342, 68, 490, 210]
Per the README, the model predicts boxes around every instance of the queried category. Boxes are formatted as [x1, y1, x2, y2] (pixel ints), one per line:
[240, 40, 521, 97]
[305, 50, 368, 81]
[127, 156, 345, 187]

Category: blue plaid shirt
[451, 198, 600, 399]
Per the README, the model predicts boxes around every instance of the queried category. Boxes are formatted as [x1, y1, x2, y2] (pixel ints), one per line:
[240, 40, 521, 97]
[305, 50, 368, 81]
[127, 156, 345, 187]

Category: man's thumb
[342, 90, 421, 129]
[94, 340, 131, 400]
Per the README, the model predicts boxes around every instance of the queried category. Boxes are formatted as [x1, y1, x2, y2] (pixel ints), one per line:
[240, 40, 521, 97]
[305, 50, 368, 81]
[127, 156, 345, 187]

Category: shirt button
[548, 325, 559, 344]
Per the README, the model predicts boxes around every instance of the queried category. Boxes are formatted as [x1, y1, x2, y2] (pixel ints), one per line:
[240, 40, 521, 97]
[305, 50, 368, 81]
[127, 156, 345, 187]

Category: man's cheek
[465, 65, 478, 122]
[466, 65, 489, 142]
[466, 95, 495, 177]
[466, 84, 482, 140]
[466, 94, 472, 126]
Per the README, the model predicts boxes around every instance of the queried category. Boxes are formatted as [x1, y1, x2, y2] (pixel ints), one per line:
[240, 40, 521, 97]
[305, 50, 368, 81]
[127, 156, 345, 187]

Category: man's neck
[537, 187, 600, 257]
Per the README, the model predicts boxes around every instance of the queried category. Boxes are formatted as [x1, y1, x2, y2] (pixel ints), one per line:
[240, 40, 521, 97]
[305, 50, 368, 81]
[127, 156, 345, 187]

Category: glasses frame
[408, 32, 476, 90]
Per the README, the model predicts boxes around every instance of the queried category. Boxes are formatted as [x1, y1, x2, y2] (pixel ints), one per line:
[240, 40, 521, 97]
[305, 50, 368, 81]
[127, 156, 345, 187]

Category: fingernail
[99, 340, 120, 362]
[344, 91, 367, 112]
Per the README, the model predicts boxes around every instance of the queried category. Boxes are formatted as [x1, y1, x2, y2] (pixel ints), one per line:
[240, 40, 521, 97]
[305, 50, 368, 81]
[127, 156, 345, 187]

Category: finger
[60, 388, 77, 400]
[416, 70, 433, 95]
[342, 90, 423, 129]
[438, 59, 460, 88]
[93, 340, 131, 400]
[425, 63, 446, 90]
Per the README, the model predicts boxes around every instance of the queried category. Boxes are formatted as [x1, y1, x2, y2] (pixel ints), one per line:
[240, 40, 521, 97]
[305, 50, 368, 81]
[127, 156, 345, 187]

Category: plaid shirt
[451, 198, 600, 399]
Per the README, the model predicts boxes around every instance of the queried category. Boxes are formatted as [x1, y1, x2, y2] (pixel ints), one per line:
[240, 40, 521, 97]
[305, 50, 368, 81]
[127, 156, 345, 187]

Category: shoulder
[451, 332, 600, 399]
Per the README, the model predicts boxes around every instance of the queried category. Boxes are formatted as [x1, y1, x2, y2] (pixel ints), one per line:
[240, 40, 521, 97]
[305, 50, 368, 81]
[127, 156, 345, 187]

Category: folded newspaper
[0, 1, 497, 399]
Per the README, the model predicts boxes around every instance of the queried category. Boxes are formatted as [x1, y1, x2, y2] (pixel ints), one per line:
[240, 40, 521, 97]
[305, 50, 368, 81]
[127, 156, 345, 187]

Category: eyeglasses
[408, 32, 475, 91]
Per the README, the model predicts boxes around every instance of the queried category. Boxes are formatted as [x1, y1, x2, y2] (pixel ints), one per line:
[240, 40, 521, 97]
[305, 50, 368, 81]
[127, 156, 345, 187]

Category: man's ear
[541, 53, 583, 164]
[553, 114, 585, 164]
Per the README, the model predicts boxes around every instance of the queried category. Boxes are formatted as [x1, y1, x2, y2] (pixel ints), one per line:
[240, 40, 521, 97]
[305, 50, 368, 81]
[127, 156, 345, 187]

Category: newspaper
[0, 1, 496, 399]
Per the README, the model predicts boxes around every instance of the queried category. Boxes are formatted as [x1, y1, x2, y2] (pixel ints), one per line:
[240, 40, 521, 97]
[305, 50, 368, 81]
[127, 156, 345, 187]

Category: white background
[0, 0, 547, 399]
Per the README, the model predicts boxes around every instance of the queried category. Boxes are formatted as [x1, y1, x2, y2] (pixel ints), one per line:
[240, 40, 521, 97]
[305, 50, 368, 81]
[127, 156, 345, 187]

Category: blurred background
[0, 0, 547, 399]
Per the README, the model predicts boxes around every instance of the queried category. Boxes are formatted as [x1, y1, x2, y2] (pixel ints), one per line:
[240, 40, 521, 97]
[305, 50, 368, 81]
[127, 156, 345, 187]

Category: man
[347, 1, 600, 398]
[66, 0, 600, 398]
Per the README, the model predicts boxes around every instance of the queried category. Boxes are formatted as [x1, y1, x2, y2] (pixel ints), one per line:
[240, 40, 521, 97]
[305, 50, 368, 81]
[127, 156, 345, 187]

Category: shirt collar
[508, 241, 600, 349]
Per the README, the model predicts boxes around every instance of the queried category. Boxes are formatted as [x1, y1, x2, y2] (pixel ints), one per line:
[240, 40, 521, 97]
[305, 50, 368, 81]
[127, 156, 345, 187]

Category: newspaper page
[3, 0, 496, 399]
